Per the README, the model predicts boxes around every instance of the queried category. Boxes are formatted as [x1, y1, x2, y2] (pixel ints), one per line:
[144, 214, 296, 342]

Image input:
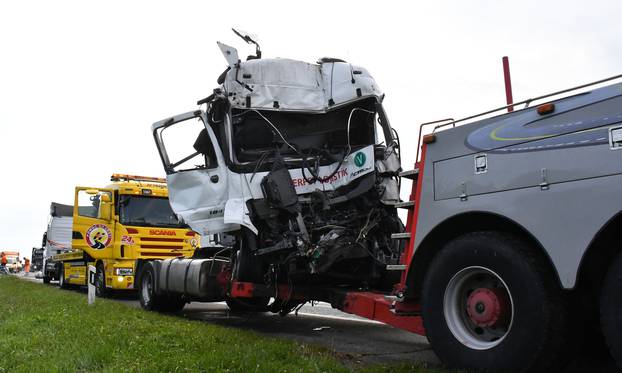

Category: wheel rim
[443, 266, 514, 350]
[141, 271, 153, 305]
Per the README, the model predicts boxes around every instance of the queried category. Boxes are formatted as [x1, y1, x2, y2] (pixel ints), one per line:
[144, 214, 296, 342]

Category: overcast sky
[1, 0, 620, 257]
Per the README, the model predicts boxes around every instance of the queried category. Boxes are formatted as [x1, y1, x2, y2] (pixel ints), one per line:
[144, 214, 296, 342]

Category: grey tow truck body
[412, 82, 622, 289]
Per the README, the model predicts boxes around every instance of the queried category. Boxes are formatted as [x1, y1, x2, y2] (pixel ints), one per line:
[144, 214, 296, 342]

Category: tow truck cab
[51, 174, 198, 294]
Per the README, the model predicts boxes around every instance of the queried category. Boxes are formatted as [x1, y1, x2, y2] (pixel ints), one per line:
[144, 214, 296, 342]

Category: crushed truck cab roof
[218, 43, 382, 112]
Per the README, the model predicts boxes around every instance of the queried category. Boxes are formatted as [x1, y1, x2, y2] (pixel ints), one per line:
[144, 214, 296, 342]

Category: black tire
[226, 297, 270, 313]
[95, 263, 109, 298]
[421, 231, 567, 373]
[138, 262, 186, 313]
[600, 251, 622, 369]
[43, 276, 51, 284]
[138, 262, 159, 311]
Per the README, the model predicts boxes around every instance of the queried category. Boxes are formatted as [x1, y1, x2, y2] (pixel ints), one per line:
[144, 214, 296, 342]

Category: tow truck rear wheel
[421, 231, 567, 372]
[138, 262, 186, 313]
[600, 251, 622, 368]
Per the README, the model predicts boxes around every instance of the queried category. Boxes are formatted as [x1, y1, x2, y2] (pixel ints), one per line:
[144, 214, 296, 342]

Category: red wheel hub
[466, 288, 509, 327]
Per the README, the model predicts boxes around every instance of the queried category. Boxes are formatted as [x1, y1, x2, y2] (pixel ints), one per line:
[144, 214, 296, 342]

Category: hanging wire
[249, 109, 297, 152]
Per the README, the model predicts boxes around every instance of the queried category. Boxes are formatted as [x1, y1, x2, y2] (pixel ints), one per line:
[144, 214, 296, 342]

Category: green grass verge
[0, 276, 445, 372]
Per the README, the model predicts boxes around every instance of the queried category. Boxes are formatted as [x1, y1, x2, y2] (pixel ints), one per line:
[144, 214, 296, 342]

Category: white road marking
[296, 311, 384, 325]
[306, 302, 333, 309]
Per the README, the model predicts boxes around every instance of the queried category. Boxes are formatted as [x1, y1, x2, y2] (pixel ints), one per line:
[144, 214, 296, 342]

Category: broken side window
[160, 117, 218, 172]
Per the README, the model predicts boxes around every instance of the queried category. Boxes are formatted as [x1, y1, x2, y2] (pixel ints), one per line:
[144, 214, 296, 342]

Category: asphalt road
[18, 275, 621, 371]
[119, 299, 439, 367]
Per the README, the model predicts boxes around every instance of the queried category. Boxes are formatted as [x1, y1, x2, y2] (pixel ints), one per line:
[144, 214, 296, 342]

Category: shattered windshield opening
[230, 98, 380, 171]
[118, 195, 186, 228]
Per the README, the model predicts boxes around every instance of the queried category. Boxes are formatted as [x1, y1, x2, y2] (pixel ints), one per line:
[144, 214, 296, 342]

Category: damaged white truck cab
[153, 50, 401, 238]
[151, 42, 405, 294]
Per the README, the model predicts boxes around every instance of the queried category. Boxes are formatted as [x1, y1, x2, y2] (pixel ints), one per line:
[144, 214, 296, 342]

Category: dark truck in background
[31, 247, 44, 272]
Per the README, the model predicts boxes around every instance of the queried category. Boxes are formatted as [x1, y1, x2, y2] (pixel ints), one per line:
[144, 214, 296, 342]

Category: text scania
[149, 229, 177, 236]
[292, 169, 348, 187]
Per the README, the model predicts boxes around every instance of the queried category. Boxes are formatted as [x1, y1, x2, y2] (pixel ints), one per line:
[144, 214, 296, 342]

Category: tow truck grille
[140, 244, 184, 250]
[138, 237, 187, 257]
[140, 237, 184, 243]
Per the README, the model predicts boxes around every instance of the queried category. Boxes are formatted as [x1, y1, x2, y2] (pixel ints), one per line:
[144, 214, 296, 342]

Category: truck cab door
[152, 111, 235, 235]
[72, 187, 115, 260]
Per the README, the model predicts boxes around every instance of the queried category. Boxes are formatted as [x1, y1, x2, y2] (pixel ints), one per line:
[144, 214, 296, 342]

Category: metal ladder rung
[391, 232, 411, 240]
[393, 201, 415, 209]
[386, 264, 407, 271]
[399, 169, 419, 180]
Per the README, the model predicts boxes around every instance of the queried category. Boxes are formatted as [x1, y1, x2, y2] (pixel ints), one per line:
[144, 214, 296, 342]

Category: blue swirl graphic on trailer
[465, 83, 622, 153]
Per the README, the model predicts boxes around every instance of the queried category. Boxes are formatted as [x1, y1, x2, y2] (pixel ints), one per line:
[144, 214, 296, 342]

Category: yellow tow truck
[50, 174, 198, 297]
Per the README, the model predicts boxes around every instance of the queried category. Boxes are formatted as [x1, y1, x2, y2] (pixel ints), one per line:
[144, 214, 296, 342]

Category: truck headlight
[114, 268, 133, 276]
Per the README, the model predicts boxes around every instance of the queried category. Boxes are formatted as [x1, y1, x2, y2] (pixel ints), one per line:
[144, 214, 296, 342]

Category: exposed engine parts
[235, 100, 404, 295]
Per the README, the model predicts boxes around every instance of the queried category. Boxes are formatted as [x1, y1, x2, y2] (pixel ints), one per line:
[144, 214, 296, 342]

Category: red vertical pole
[502, 56, 514, 112]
